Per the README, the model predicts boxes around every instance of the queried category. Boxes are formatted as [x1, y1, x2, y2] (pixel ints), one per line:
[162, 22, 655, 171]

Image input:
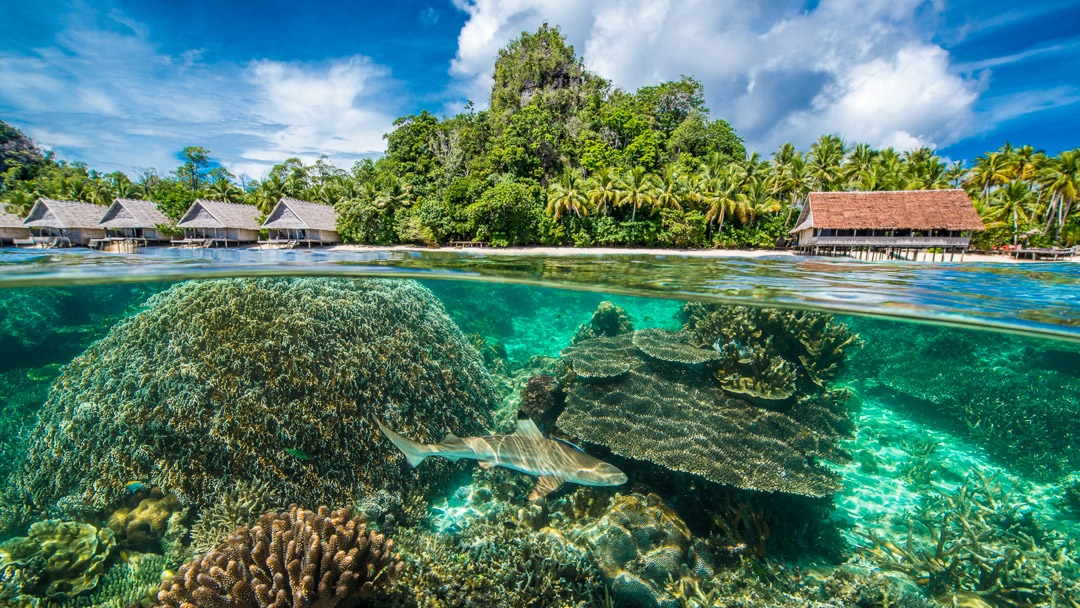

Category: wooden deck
[1012, 246, 1078, 261]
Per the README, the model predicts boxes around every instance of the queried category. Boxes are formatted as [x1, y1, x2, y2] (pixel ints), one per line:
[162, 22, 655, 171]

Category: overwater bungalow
[95, 198, 172, 251]
[18, 198, 106, 247]
[0, 210, 31, 245]
[174, 199, 261, 247]
[790, 189, 985, 260]
[260, 197, 340, 248]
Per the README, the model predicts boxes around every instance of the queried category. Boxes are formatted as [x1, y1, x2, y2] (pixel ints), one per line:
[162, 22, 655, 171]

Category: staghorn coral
[681, 303, 858, 394]
[571, 493, 699, 608]
[0, 520, 115, 600]
[557, 331, 852, 496]
[9, 278, 497, 512]
[107, 490, 187, 554]
[155, 505, 401, 608]
[860, 470, 1080, 607]
[571, 301, 635, 345]
[188, 483, 282, 556]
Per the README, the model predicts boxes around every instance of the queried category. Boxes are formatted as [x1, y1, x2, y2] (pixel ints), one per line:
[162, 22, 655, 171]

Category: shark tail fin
[376, 419, 430, 469]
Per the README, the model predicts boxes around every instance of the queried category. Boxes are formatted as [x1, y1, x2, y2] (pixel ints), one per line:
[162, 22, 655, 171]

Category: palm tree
[653, 166, 687, 212]
[990, 180, 1035, 245]
[808, 134, 846, 191]
[703, 170, 745, 229]
[772, 152, 811, 228]
[207, 177, 243, 202]
[547, 168, 589, 221]
[968, 150, 1012, 202]
[374, 175, 414, 212]
[616, 166, 657, 222]
[3, 189, 36, 216]
[843, 143, 878, 188]
[586, 167, 620, 216]
[741, 179, 781, 222]
[945, 161, 969, 189]
[1038, 149, 1080, 237]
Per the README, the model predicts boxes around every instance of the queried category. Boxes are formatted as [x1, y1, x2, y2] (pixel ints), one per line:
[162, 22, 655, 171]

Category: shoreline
[325, 244, 1076, 264]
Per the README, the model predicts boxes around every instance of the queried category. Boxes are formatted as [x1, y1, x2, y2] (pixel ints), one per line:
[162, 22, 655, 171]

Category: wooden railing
[799, 236, 971, 247]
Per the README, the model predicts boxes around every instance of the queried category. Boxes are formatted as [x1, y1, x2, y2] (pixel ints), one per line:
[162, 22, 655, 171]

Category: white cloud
[448, 0, 986, 153]
[0, 4, 398, 180]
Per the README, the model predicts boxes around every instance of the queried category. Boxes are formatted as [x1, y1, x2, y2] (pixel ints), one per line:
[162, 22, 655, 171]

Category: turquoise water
[0, 248, 1078, 608]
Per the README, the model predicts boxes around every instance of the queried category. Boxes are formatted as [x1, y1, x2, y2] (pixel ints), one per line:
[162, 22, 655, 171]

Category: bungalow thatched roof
[791, 189, 985, 233]
[0, 210, 26, 228]
[176, 199, 261, 230]
[99, 198, 171, 229]
[22, 198, 107, 229]
[261, 197, 339, 231]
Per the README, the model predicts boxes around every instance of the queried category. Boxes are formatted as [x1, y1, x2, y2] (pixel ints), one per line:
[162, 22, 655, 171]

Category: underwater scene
[1, 259, 1080, 608]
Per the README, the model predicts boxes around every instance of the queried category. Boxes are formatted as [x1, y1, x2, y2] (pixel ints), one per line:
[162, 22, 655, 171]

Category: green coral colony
[1, 277, 1079, 608]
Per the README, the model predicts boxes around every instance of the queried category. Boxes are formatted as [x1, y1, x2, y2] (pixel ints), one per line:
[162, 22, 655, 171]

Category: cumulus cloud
[0, 4, 396, 179]
[448, 0, 985, 153]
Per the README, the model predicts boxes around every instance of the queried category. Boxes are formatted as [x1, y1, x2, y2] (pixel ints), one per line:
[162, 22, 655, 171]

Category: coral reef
[385, 516, 602, 608]
[188, 482, 281, 556]
[9, 278, 498, 512]
[860, 470, 1080, 606]
[155, 505, 401, 608]
[107, 490, 187, 554]
[570, 493, 700, 608]
[518, 374, 563, 433]
[571, 301, 635, 345]
[66, 552, 173, 608]
[847, 318, 1080, 480]
[681, 303, 858, 394]
[557, 330, 853, 496]
[0, 520, 115, 600]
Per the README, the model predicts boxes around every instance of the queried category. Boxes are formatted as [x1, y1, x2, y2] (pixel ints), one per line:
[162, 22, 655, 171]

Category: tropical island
[1, 25, 1077, 253]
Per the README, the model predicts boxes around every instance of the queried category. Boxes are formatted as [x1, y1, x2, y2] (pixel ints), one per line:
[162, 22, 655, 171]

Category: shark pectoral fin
[527, 476, 563, 501]
[478, 461, 496, 469]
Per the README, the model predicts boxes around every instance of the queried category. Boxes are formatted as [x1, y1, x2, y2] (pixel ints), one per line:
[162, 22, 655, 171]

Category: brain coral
[557, 330, 852, 497]
[10, 278, 498, 511]
[155, 505, 401, 608]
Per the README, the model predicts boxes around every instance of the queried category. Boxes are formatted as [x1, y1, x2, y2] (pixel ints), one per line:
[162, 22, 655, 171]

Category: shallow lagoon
[0, 248, 1078, 608]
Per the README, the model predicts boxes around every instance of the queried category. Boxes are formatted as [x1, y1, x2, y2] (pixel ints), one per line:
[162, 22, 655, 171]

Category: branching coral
[155, 505, 401, 608]
[0, 520, 115, 600]
[860, 470, 1080, 607]
[188, 482, 281, 556]
[10, 278, 497, 512]
[557, 331, 851, 497]
[681, 303, 858, 395]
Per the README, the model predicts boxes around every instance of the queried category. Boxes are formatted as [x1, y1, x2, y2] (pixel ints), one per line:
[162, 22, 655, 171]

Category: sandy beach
[327, 244, 1076, 264]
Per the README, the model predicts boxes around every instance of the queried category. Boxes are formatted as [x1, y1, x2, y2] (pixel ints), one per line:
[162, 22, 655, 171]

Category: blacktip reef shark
[376, 418, 627, 501]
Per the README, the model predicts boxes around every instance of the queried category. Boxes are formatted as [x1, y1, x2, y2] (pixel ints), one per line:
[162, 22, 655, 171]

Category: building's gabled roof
[22, 198, 107, 229]
[176, 199, 262, 230]
[0, 210, 27, 229]
[791, 189, 985, 232]
[261, 197, 339, 231]
[98, 198, 171, 229]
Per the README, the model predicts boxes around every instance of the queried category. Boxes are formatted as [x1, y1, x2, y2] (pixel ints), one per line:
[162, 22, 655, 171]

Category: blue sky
[1, 0, 1077, 180]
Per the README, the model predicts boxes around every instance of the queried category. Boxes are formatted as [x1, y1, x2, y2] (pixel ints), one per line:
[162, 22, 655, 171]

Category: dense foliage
[2, 24, 1077, 249]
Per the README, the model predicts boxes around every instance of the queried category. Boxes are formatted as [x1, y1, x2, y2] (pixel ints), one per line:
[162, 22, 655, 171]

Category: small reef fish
[377, 418, 627, 501]
[124, 481, 146, 494]
[284, 448, 311, 460]
[714, 338, 753, 360]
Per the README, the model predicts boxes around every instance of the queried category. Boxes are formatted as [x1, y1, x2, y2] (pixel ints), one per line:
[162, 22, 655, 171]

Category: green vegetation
[2, 24, 1078, 249]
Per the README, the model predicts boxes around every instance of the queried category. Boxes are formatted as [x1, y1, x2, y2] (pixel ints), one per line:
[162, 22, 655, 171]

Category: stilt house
[174, 200, 262, 247]
[790, 190, 985, 260]
[260, 197, 340, 247]
[96, 198, 172, 248]
[1, 210, 31, 245]
[20, 198, 106, 247]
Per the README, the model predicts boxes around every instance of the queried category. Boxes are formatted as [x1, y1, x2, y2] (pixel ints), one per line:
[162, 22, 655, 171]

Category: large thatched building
[260, 197, 340, 247]
[174, 199, 262, 247]
[97, 198, 172, 248]
[20, 198, 106, 247]
[0, 210, 30, 245]
[790, 190, 985, 259]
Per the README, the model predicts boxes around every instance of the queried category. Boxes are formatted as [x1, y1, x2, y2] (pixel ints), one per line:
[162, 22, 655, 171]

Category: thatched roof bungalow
[260, 197, 340, 247]
[174, 199, 262, 247]
[791, 190, 985, 258]
[0, 210, 30, 245]
[98, 198, 172, 243]
[20, 198, 106, 247]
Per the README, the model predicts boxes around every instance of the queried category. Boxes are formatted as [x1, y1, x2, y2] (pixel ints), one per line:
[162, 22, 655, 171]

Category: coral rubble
[9, 278, 498, 512]
[155, 505, 401, 608]
[0, 520, 115, 600]
[557, 328, 852, 496]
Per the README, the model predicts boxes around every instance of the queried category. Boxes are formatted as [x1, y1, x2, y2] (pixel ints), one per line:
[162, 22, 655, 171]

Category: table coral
[557, 331, 851, 497]
[10, 278, 498, 512]
[0, 520, 115, 600]
[155, 505, 401, 608]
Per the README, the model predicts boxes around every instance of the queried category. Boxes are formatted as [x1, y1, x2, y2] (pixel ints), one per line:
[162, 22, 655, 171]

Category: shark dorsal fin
[555, 437, 585, 453]
[514, 418, 544, 439]
[527, 476, 563, 501]
[441, 431, 462, 444]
